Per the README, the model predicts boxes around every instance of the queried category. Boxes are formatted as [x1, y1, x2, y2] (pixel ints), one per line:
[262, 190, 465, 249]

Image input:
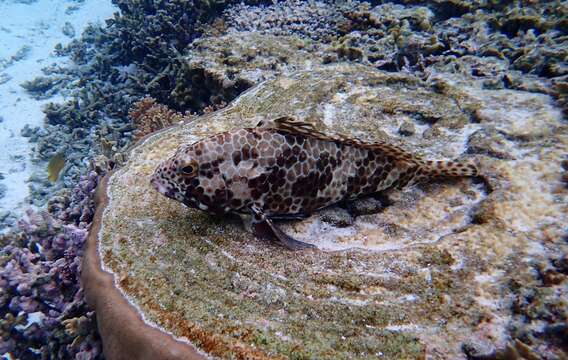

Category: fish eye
[180, 165, 195, 175]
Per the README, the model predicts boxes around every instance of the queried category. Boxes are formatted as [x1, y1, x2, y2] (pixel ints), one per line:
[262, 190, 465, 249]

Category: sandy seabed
[0, 0, 115, 219]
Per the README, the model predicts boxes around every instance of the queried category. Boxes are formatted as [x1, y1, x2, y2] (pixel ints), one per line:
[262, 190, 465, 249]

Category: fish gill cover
[0, 0, 566, 359]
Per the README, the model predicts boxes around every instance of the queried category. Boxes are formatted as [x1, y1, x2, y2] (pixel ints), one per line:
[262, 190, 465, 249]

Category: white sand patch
[0, 0, 116, 218]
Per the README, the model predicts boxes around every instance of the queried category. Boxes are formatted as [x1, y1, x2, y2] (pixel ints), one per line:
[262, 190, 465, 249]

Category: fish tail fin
[423, 159, 478, 178]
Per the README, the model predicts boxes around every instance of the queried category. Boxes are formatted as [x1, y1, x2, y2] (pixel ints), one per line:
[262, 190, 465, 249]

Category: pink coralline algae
[1, 170, 104, 359]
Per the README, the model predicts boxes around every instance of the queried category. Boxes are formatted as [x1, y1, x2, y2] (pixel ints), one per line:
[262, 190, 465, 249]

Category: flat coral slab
[86, 64, 567, 359]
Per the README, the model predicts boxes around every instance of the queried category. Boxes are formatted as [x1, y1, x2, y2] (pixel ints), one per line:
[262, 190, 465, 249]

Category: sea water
[0, 0, 115, 223]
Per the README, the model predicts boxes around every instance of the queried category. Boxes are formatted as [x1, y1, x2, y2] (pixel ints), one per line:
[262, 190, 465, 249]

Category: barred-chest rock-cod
[151, 117, 478, 250]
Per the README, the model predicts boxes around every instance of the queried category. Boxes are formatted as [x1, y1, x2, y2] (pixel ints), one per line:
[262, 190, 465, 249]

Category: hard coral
[111, 0, 229, 65]
[93, 63, 568, 359]
[0, 170, 104, 359]
[107, 0, 268, 108]
[129, 97, 187, 141]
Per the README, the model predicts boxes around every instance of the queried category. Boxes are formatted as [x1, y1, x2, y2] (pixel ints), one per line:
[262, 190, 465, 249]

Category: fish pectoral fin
[265, 218, 316, 250]
[250, 206, 316, 251]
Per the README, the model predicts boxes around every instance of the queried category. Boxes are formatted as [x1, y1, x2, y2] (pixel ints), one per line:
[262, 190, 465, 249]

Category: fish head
[151, 142, 230, 214]
[151, 145, 201, 205]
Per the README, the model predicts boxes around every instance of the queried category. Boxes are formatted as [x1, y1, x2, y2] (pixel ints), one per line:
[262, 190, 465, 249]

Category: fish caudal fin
[424, 160, 478, 178]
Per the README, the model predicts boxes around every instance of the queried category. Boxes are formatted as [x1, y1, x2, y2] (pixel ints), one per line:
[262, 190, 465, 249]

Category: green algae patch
[98, 64, 567, 359]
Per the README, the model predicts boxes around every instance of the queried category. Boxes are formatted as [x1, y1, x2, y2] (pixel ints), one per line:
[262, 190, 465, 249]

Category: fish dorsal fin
[334, 132, 420, 162]
[273, 116, 317, 131]
[257, 116, 316, 131]
[259, 116, 422, 163]
[364, 140, 422, 162]
[258, 116, 334, 140]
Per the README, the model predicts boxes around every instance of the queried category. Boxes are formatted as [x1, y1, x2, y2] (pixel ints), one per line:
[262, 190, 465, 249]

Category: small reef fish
[47, 153, 65, 182]
[151, 117, 478, 250]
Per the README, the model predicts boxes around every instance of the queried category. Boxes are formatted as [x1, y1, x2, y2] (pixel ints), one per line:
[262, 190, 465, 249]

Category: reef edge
[82, 173, 204, 360]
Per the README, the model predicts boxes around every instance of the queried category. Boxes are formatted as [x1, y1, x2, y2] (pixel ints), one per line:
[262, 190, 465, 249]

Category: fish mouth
[150, 175, 180, 201]
[150, 176, 167, 195]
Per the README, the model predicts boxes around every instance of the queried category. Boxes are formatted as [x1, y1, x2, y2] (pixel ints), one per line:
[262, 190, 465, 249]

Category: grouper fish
[151, 116, 478, 250]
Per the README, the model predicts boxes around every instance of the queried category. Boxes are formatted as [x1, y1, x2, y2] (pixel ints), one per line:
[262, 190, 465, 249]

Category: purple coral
[1, 171, 104, 359]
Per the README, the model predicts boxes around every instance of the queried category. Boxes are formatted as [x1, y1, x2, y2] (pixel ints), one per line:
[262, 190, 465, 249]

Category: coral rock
[85, 63, 567, 359]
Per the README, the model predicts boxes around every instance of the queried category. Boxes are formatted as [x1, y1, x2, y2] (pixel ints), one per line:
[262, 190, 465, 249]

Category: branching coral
[0, 169, 105, 359]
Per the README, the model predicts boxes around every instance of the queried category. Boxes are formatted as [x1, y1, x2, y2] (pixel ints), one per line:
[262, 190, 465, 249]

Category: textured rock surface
[82, 175, 203, 360]
[170, 32, 327, 111]
[92, 63, 567, 358]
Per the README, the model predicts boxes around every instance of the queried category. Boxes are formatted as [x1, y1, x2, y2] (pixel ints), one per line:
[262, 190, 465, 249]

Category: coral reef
[3, 0, 566, 358]
[170, 32, 325, 110]
[19, 0, 567, 209]
[17, 0, 268, 209]
[1, 168, 106, 359]
[91, 64, 567, 359]
[17, 0, 568, 211]
[20, 77, 62, 100]
[225, 1, 567, 80]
